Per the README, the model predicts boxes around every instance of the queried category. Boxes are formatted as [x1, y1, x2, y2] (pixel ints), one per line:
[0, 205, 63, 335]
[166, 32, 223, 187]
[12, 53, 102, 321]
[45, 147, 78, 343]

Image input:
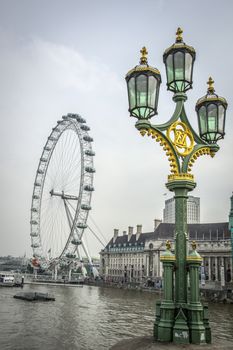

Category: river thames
[0, 284, 233, 350]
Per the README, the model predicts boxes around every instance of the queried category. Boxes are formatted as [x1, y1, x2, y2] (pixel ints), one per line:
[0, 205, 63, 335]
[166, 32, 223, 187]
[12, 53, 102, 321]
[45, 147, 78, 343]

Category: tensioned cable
[87, 225, 105, 247]
[66, 201, 104, 247]
[89, 214, 108, 245]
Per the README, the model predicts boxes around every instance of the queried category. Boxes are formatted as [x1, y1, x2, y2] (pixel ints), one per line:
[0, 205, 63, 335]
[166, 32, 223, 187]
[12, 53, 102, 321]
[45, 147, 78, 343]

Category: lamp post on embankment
[125, 28, 228, 344]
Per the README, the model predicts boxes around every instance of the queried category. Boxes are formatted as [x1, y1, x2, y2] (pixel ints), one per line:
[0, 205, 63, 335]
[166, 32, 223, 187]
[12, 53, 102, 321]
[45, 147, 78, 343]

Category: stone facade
[100, 222, 232, 285]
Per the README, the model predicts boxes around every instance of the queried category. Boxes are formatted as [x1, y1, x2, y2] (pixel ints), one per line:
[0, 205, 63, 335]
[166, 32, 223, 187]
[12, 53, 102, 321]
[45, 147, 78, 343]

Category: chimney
[136, 225, 142, 240]
[113, 228, 119, 243]
[154, 219, 162, 231]
[128, 226, 133, 241]
[123, 231, 127, 236]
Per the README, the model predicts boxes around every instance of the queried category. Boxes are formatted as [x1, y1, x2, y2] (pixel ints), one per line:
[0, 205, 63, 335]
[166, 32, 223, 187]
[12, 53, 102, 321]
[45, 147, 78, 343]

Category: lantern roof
[126, 46, 161, 79]
[196, 77, 228, 109]
[163, 27, 196, 60]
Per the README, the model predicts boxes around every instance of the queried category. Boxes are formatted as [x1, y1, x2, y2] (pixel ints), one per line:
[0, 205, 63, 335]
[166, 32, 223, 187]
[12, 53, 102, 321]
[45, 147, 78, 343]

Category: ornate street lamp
[125, 28, 228, 345]
[196, 77, 228, 143]
[125, 46, 161, 119]
[163, 28, 196, 93]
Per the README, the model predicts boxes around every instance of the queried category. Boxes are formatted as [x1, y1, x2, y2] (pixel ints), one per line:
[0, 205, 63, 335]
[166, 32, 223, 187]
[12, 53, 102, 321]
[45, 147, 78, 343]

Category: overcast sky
[0, 0, 232, 258]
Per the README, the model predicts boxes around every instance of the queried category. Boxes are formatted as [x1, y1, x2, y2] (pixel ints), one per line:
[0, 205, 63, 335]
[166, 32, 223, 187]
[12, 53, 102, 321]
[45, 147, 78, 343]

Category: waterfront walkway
[110, 336, 233, 350]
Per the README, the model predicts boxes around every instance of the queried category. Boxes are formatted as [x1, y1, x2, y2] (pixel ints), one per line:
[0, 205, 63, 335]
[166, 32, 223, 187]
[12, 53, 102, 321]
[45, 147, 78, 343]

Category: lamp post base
[154, 302, 211, 344]
[110, 336, 232, 350]
[172, 307, 190, 344]
[157, 301, 175, 342]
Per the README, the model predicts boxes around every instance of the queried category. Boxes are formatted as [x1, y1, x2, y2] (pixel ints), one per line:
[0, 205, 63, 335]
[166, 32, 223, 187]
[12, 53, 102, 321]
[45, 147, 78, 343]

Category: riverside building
[100, 196, 233, 286]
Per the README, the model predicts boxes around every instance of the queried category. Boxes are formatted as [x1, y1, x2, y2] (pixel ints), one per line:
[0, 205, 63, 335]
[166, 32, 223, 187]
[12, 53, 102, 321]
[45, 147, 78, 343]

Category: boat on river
[14, 292, 55, 301]
[0, 273, 15, 287]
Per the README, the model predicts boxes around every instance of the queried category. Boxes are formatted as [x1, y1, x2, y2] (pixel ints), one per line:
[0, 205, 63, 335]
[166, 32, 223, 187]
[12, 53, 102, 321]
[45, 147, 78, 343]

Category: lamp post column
[166, 179, 196, 344]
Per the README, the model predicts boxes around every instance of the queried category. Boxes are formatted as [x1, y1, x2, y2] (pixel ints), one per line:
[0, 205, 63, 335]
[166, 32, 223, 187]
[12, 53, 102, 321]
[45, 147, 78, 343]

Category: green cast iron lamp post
[125, 28, 228, 344]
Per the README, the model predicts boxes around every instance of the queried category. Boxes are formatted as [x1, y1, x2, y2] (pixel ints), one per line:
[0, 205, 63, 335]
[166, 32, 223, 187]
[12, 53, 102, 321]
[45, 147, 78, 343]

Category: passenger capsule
[85, 150, 95, 156]
[66, 253, 76, 258]
[71, 239, 82, 246]
[30, 220, 38, 225]
[84, 185, 94, 191]
[77, 223, 88, 229]
[83, 136, 93, 142]
[30, 232, 38, 237]
[85, 166, 96, 173]
[81, 125, 90, 131]
[31, 243, 39, 248]
[81, 204, 92, 211]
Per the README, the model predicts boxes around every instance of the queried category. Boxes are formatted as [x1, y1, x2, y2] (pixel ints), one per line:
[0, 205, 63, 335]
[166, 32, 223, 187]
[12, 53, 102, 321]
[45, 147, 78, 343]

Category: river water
[0, 284, 233, 350]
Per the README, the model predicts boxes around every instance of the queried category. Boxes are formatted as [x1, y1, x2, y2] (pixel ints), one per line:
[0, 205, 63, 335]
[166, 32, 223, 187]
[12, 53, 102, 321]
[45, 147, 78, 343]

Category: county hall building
[100, 195, 233, 286]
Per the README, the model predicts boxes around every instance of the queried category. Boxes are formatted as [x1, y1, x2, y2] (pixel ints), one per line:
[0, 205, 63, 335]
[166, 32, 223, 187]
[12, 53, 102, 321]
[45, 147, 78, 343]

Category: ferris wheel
[30, 113, 96, 274]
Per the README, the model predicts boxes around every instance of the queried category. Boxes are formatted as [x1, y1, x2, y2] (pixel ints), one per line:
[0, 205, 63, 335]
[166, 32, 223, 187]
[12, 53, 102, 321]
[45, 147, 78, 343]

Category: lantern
[163, 28, 196, 93]
[125, 47, 161, 120]
[196, 77, 227, 143]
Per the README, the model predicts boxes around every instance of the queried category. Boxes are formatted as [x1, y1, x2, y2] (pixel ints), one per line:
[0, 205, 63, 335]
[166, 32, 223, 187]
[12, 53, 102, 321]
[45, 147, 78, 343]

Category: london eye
[30, 113, 97, 275]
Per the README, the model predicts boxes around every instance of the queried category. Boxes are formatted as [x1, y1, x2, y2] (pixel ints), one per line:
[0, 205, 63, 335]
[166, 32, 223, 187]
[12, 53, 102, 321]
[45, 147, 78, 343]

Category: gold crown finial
[166, 240, 171, 251]
[176, 27, 183, 42]
[140, 46, 148, 65]
[207, 77, 215, 94]
[191, 240, 197, 250]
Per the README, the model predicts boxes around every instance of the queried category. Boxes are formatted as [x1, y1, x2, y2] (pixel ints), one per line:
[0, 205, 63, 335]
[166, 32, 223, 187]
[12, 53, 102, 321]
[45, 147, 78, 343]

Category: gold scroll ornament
[167, 121, 194, 157]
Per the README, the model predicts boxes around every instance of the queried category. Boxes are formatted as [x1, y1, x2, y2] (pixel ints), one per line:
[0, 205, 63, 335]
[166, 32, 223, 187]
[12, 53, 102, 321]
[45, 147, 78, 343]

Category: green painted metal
[133, 92, 219, 344]
[173, 308, 189, 344]
[134, 93, 217, 344]
[154, 300, 161, 340]
[127, 38, 227, 343]
[135, 93, 219, 177]
[166, 181, 196, 304]
[166, 181, 195, 344]
[181, 143, 219, 173]
[135, 119, 181, 173]
[157, 246, 175, 342]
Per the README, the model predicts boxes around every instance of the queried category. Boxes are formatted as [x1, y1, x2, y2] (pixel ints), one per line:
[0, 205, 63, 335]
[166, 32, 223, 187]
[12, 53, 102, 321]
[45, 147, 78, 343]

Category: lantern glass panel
[128, 77, 136, 110]
[148, 76, 157, 108]
[174, 51, 184, 90]
[185, 52, 192, 81]
[166, 54, 174, 84]
[207, 103, 217, 132]
[136, 74, 148, 107]
[218, 105, 225, 133]
[199, 105, 207, 134]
